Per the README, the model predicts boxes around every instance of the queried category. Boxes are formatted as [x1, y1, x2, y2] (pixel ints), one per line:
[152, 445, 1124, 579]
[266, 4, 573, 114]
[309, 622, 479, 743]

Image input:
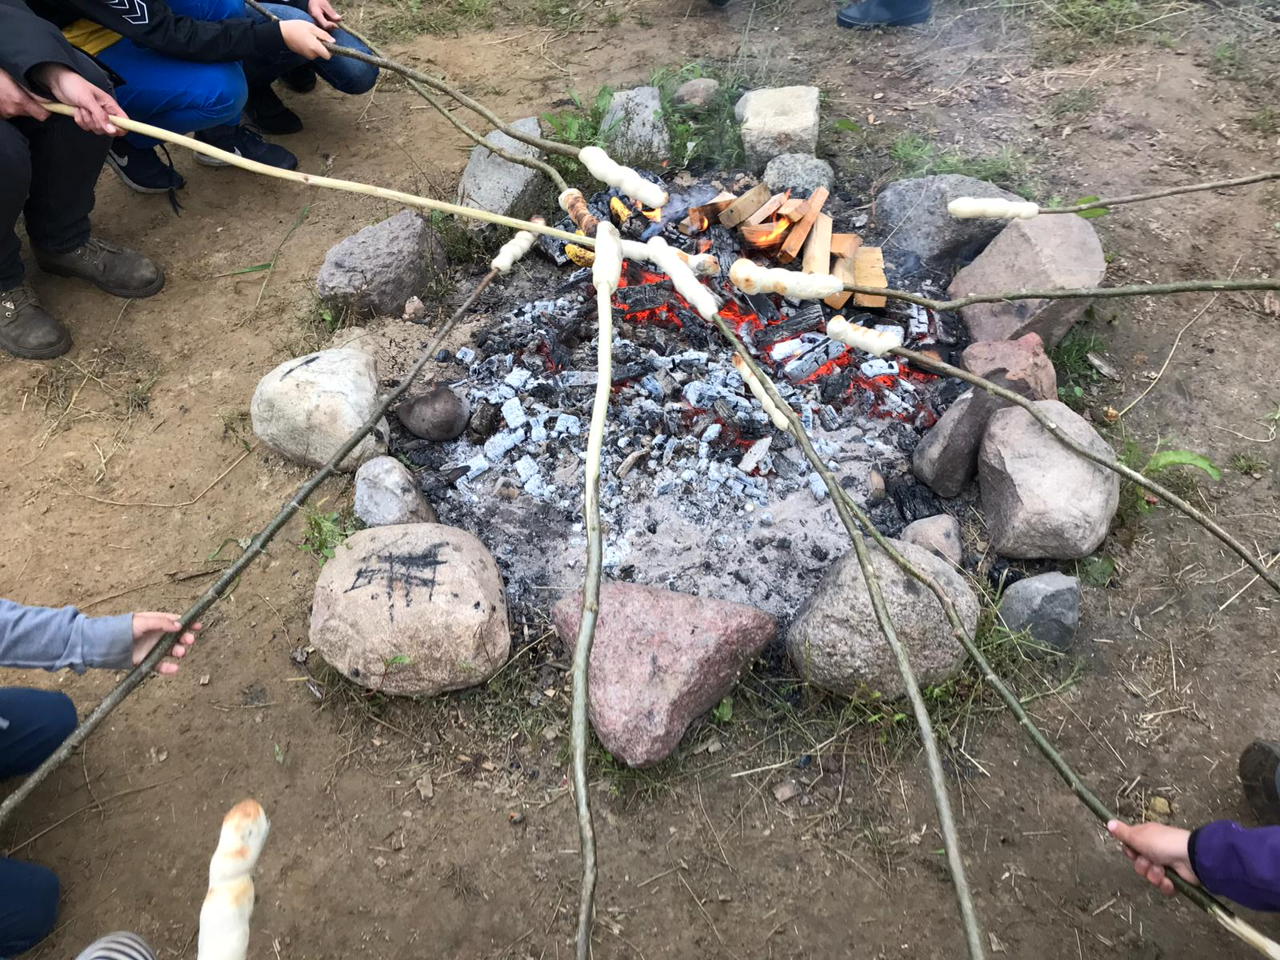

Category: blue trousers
[0, 689, 77, 958]
[96, 0, 377, 148]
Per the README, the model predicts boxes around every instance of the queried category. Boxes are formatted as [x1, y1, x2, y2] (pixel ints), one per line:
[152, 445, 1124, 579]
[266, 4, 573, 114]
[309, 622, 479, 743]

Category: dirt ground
[3, 0, 1279, 957]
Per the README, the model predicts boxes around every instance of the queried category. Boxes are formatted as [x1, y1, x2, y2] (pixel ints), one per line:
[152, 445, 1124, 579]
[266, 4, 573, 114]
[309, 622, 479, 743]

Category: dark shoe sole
[837, 9, 930, 26]
[1240, 740, 1280, 823]
[246, 111, 305, 136]
[0, 328, 73, 360]
[105, 153, 186, 195]
[37, 260, 166, 300]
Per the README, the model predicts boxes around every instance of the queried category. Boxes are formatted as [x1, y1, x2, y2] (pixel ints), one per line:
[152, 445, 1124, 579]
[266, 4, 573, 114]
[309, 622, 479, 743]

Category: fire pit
[391, 171, 966, 617]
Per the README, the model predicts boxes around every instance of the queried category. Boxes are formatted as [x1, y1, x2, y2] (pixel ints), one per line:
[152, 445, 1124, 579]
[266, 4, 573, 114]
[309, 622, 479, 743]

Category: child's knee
[45, 690, 77, 744]
[326, 60, 379, 95]
[195, 65, 249, 127]
[0, 861, 60, 955]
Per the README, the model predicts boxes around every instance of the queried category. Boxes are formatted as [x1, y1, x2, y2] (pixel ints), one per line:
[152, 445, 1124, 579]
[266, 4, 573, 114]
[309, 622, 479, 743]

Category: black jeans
[0, 114, 109, 290]
[0, 688, 77, 958]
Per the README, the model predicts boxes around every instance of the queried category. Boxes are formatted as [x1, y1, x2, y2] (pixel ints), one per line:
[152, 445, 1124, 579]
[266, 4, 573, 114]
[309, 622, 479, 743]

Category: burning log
[739, 219, 792, 256]
[744, 192, 790, 226]
[678, 191, 735, 235]
[778, 197, 808, 219]
[801, 213, 834, 276]
[778, 187, 829, 264]
[852, 246, 888, 308]
[719, 183, 773, 228]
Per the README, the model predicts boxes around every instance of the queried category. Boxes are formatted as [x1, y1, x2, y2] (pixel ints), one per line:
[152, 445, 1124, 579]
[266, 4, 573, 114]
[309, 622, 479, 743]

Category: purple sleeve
[1190, 820, 1280, 912]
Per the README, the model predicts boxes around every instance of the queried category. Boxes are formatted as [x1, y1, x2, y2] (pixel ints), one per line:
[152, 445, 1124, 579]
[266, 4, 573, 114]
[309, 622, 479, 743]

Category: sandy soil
[2, 1, 1279, 957]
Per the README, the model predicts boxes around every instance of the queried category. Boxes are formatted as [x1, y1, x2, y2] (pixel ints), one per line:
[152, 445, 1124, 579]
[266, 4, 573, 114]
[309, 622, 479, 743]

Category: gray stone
[763, 153, 835, 194]
[901, 514, 963, 566]
[912, 389, 999, 498]
[395, 384, 469, 442]
[310, 525, 510, 696]
[250, 347, 387, 472]
[735, 86, 820, 170]
[673, 77, 720, 108]
[457, 117, 551, 221]
[999, 572, 1082, 655]
[873, 175, 1023, 266]
[961, 333, 1057, 400]
[601, 86, 670, 167]
[787, 538, 979, 700]
[354, 456, 436, 527]
[316, 210, 446, 319]
[949, 214, 1106, 347]
[979, 400, 1119, 559]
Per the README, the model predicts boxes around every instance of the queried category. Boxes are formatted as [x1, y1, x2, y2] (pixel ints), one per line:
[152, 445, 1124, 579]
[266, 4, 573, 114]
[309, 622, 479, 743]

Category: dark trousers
[0, 688, 78, 958]
[0, 116, 108, 291]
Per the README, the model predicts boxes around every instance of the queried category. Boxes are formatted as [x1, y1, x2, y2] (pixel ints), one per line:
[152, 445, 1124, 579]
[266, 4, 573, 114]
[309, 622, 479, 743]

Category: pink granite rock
[961, 333, 1057, 401]
[553, 582, 777, 767]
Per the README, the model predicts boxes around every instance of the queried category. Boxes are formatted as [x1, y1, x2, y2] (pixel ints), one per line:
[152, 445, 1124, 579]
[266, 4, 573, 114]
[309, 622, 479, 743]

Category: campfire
[391, 170, 963, 617]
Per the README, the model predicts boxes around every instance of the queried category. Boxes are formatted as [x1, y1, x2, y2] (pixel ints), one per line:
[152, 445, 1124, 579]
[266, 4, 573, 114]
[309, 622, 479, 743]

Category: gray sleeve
[0, 598, 134, 672]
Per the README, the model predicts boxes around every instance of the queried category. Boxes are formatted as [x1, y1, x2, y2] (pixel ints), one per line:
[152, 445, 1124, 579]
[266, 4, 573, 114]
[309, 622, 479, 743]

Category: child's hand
[32, 64, 127, 136]
[1108, 819, 1199, 896]
[307, 0, 343, 29]
[280, 19, 334, 60]
[132, 613, 202, 675]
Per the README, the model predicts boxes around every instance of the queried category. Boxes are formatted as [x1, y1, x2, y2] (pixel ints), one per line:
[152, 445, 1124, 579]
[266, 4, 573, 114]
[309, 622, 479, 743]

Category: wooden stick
[1041, 170, 1280, 214]
[801, 213, 833, 276]
[778, 187, 829, 264]
[719, 184, 773, 228]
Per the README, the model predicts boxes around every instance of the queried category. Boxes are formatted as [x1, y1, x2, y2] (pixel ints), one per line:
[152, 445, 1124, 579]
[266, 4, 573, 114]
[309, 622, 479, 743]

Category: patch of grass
[1115, 438, 1222, 527]
[1210, 40, 1245, 79]
[999, 0, 1158, 63]
[652, 64, 747, 172]
[299, 508, 360, 562]
[1229, 451, 1268, 475]
[1242, 106, 1279, 137]
[1049, 329, 1107, 410]
[541, 87, 617, 187]
[885, 133, 1035, 195]
[218, 409, 253, 451]
[1046, 87, 1101, 120]
[366, 0, 494, 41]
[533, 0, 584, 29]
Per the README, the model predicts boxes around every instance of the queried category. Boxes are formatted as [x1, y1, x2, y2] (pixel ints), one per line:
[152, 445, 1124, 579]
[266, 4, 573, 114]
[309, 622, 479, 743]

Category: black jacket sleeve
[27, 0, 288, 63]
[0, 0, 109, 89]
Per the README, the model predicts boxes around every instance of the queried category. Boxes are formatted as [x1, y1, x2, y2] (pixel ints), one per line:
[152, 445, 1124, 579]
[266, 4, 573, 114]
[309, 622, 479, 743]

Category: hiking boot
[837, 0, 932, 27]
[35, 238, 165, 299]
[1240, 740, 1280, 823]
[106, 140, 187, 194]
[194, 124, 298, 171]
[0, 285, 72, 359]
[280, 63, 317, 93]
[246, 84, 303, 135]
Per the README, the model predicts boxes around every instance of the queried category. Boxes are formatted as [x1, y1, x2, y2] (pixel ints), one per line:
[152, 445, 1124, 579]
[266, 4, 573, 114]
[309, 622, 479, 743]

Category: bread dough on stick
[197, 800, 270, 960]
[827, 316, 900, 357]
[578, 146, 668, 210]
[947, 197, 1040, 220]
[592, 222, 623, 294]
[645, 237, 718, 321]
[728, 258, 843, 300]
[490, 217, 543, 273]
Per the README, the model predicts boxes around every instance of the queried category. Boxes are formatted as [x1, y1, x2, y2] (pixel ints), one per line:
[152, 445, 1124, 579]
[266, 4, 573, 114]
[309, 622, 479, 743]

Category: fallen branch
[1043, 171, 1280, 215]
[890, 345, 1280, 597]
[0, 270, 499, 831]
[571, 224, 622, 960]
[243, 2, 571, 194]
[838, 278, 1279, 312]
[707, 315, 987, 960]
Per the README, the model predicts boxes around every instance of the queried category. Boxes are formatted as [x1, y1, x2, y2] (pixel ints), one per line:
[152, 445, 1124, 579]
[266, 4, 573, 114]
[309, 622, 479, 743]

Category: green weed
[1049, 329, 1107, 410]
[299, 509, 360, 562]
[1229, 452, 1268, 475]
[1210, 41, 1245, 79]
[1243, 106, 1279, 137]
[885, 133, 1034, 194]
[652, 64, 747, 171]
[1047, 87, 1101, 120]
[1115, 439, 1221, 526]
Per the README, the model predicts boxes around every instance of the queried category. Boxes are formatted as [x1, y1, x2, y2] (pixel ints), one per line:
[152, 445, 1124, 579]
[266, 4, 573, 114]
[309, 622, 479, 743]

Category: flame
[756, 217, 791, 245]
[609, 197, 632, 224]
[641, 206, 663, 222]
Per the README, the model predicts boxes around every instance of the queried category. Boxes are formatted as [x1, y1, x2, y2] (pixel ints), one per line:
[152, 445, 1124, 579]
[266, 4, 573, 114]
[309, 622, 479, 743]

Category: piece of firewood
[744, 192, 789, 226]
[824, 256, 857, 309]
[830, 233, 863, 259]
[778, 197, 808, 219]
[778, 187, 829, 264]
[852, 246, 887, 308]
[739, 221, 791, 254]
[679, 191, 735, 234]
[801, 213, 834, 275]
[719, 183, 773, 228]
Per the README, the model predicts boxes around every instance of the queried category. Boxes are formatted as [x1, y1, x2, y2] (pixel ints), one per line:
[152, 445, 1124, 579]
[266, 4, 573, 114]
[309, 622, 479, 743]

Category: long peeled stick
[571, 222, 622, 960]
[710, 314, 987, 960]
[0, 261, 510, 830]
[885, 344, 1280, 598]
[198, 800, 270, 960]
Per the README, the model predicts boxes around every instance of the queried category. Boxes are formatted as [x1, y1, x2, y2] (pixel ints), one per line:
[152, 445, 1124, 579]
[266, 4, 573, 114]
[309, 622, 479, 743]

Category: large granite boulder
[316, 210, 447, 319]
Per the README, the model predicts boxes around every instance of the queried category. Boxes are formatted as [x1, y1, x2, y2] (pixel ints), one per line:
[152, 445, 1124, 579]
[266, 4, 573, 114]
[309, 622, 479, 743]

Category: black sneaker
[194, 125, 299, 171]
[1240, 741, 1280, 823]
[837, 0, 932, 27]
[106, 141, 187, 194]
[280, 63, 317, 93]
[246, 84, 303, 136]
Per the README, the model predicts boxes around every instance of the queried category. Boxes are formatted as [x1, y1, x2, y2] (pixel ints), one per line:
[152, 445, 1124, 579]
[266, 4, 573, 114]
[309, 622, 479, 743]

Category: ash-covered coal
[390, 171, 971, 619]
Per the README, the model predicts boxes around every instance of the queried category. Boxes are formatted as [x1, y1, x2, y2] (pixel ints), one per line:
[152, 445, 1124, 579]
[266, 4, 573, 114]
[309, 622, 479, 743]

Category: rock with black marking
[309, 524, 510, 695]
[250, 346, 387, 472]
